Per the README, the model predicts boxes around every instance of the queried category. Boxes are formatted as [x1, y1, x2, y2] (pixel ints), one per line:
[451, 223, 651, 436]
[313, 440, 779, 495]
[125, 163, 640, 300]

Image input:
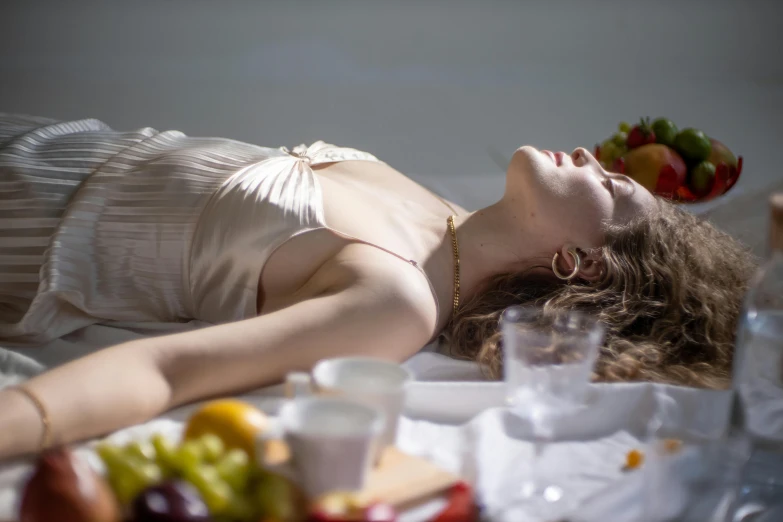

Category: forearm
[0, 341, 170, 460]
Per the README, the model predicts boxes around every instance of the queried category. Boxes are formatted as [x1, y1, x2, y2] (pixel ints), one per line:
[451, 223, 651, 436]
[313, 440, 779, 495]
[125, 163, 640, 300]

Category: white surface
[0, 321, 737, 522]
[0, 373, 736, 522]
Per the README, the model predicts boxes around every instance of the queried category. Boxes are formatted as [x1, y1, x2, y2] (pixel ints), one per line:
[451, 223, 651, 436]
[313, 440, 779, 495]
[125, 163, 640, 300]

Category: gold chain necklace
[447, 215, 460, 316]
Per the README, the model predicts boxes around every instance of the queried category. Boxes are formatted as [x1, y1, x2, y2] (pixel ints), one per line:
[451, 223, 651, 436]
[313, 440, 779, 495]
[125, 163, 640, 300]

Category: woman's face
[505, 146, 657, 250]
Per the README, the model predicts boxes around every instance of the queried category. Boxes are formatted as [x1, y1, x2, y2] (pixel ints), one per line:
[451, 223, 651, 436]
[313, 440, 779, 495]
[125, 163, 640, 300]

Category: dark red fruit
[20, 446, 121, 522]
[130, 481, 211, 522]
[626, 118, 657, 149]
[612, 156, 626, 174]
[655, 165, 681, 197]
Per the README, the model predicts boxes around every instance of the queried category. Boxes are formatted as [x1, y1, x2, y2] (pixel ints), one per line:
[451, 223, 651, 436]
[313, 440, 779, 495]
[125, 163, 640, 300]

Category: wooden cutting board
[263, 442, 460, 508]
[359, 447, 460, 508]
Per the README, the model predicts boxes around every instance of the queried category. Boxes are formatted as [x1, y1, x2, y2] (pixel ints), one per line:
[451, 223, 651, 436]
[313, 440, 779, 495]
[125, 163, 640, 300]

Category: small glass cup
[497, 306, 605, 517]
[642, 396, 752, 522]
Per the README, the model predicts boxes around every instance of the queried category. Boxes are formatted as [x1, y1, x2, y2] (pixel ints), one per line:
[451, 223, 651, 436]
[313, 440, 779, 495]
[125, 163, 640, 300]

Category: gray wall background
[1, 0, 781, 210]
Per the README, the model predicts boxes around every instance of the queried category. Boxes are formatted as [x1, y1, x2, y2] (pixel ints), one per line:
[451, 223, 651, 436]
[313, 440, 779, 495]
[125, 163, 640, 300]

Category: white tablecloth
[0, 374, 737, 522]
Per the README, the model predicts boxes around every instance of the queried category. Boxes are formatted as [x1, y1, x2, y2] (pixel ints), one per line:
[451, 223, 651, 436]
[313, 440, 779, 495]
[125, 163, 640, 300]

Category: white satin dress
[0, 114, 431, 345]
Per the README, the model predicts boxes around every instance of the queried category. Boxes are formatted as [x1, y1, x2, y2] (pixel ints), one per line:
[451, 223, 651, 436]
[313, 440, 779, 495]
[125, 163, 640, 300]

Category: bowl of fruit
[595, 118, 743, 203]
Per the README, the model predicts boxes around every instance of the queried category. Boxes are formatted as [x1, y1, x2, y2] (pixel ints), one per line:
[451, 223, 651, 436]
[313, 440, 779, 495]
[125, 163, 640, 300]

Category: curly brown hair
[444, 198, 758, 389]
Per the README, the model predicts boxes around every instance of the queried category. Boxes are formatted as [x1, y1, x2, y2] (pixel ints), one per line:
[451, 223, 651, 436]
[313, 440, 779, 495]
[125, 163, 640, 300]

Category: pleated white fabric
[0, 114, 380, 345]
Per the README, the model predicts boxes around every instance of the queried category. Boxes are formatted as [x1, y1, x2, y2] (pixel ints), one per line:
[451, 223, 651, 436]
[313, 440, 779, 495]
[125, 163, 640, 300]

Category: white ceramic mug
[257, 396, 384, 497]
[286, 356, 413, 450]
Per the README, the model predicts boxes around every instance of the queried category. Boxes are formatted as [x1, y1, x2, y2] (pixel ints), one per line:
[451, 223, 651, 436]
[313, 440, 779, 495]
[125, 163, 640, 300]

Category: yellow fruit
[183, 400, 269, 459]
[622, 144, 686, 192]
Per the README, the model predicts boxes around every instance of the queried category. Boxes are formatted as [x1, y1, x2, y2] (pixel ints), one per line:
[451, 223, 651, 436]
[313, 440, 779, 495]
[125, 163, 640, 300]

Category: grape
[98, 443, 164, 505]
[139, 462, 164, 484]
[174, 441, 205, 473]
[600, 141, 621, 165]
[198, 433, 225, 463]
[130, 480, 211, 522]
[222, 493, 255, 521]
[612, 132, 628, 147]
[215, 449, 250, 492]
[618, 121, 631, 133]
[110, 471, 146, 505]
[182, 465, 233, 515]
[126, 440, 156, 462]
[96, 443, 125, 469]
[151, 434, 178, 477]
[253, 471, 304, 522]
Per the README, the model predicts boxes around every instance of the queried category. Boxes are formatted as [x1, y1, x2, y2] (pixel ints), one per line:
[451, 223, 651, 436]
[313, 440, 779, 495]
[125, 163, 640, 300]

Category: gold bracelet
[11, 386, 52, 452]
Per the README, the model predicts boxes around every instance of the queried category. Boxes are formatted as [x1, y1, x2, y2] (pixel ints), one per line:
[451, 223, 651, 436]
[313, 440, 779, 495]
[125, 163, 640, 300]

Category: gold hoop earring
[552, 248, 581, 281]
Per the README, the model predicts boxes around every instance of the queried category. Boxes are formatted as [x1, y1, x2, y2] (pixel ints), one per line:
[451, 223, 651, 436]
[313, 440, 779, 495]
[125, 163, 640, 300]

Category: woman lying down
[0, 113, 755, 460]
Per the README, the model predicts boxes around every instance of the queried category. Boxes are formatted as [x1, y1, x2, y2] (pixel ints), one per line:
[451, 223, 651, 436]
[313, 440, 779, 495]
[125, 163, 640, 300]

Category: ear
[577, 249, 604, 282]
[555, 245, 604, 282]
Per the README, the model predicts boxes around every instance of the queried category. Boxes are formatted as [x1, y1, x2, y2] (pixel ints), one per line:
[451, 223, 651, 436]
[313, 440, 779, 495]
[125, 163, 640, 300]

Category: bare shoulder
[321, 243, 438, 342]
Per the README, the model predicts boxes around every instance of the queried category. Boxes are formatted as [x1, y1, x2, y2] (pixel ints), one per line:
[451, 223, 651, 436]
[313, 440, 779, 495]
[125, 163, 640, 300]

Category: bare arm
[0, 267, 434, 461]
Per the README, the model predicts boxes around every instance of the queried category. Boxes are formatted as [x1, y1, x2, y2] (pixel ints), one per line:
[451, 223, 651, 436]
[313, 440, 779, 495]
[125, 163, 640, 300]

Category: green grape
[183, 464, 233, 515]
[96, 443, 125, 469]
[175, 440, 205, 473]
[109, 470, 146, 505]
[223, 493, 256, 521]
[215, 449, 250, 492]
[600, 141, 621, 165]
[253, 471, 302, 522]
[199, 433, 226, 463]
[612, 132, 628, 147]
[138, 461, 164, 484]
[202, 480, 233, 516]
[125, 440, 156, 462]
[151, 434, 178, 477]
[618, 121, 631, 133]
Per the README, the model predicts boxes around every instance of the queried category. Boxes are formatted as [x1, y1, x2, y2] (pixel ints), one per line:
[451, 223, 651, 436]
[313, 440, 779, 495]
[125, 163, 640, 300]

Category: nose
[571, 147, 593, 167]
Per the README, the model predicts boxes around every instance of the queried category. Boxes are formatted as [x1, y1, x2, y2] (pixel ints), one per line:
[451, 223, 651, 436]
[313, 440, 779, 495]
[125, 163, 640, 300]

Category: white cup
[257, 396, 384, 497]
[286, 357, 413, 450]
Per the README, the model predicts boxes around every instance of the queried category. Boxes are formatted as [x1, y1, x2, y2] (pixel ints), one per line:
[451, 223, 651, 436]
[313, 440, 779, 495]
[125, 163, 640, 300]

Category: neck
[424, 202, 549, 324]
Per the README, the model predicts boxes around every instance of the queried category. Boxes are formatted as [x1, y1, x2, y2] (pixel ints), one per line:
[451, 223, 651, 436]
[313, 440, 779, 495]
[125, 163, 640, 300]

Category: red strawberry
[626, 118, 656, 149]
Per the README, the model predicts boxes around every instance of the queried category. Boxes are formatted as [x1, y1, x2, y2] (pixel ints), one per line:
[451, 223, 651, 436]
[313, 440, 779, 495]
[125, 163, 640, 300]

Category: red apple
[622, 144, 687, 193]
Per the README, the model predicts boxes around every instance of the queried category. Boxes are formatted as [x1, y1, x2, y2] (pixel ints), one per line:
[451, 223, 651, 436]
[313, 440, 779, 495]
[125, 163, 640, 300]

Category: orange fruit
[183, 399, 269, 459]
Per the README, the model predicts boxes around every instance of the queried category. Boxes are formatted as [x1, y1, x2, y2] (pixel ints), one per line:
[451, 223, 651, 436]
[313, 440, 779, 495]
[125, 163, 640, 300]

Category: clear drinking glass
[498, 305, 605, 516]
[642, 398, 752, 522]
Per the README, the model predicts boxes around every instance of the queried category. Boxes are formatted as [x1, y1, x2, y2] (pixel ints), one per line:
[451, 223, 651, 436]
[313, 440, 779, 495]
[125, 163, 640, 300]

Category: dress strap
[320, 226, 441, 338]
[274, 145, 442, 338]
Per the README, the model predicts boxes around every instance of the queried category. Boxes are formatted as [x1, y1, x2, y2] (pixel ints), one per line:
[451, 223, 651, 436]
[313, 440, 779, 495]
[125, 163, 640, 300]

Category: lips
[542, 150, 564, 166]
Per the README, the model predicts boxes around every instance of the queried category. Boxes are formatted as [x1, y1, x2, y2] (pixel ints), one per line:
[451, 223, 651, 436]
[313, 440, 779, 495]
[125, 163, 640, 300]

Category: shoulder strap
[319, 226, 442, 338]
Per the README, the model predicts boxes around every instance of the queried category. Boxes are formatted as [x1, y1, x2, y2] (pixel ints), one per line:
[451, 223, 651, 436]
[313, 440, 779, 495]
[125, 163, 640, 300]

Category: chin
[509, 145, 550, 181]
[513, 145, 540, 158]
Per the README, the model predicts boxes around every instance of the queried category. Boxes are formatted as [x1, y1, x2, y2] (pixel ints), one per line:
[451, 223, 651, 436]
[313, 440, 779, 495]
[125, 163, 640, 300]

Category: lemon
[183, 399, 269, 459]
